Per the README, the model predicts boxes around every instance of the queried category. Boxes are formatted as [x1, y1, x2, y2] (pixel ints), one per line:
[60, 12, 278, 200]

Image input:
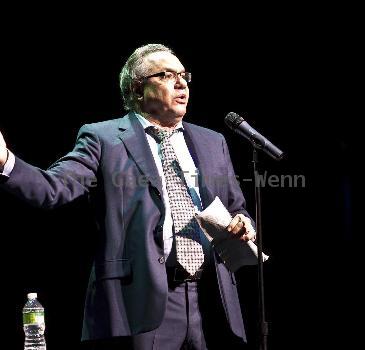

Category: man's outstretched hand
[0, 131, 8, 166]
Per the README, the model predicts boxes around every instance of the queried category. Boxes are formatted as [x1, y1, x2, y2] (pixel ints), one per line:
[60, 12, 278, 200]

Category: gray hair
[119, 44, 174, 112]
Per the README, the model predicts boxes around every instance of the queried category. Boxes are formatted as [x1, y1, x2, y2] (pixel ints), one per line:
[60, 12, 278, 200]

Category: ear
[132, 81, 144, 98]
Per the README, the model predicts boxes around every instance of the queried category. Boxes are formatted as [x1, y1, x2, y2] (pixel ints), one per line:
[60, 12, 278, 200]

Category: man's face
[140, 51, 189, 121]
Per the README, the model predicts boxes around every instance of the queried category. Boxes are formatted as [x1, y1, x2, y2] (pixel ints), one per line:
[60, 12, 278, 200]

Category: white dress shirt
[0, 150, 15, 177]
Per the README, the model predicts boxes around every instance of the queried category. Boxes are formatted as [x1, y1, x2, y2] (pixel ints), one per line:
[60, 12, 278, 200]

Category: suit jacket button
[158, 256, 165, 264]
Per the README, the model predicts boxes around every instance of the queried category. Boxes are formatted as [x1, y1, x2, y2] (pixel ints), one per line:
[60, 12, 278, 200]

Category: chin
[172, 105, 187, 118]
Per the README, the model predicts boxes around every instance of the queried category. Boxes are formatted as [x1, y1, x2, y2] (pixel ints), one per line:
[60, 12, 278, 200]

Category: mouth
[175, 93, 187, 104]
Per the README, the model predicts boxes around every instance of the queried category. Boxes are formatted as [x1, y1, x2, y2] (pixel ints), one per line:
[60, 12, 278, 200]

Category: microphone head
[225, 112, 245, 129]
[224, 111, 284, 161]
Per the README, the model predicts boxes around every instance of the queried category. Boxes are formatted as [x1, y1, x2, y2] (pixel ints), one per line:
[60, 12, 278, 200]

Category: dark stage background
[0, 9, 360, 350]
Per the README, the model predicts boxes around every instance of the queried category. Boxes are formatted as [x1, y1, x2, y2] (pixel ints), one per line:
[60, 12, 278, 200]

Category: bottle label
[23, 311, 45, 325]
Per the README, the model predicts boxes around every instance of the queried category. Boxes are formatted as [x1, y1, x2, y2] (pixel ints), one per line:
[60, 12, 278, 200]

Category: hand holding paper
[195, 196, 269, 272]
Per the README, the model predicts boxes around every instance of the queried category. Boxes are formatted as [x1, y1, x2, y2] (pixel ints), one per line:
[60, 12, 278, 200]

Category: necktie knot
[148, 126, 181, 143]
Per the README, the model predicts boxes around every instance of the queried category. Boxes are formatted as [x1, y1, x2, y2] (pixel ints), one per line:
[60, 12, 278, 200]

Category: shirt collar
[135, 113, 184, 131]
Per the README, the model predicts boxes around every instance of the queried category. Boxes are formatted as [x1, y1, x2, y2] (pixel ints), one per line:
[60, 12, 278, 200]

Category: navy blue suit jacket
[1, 112, 250, 341]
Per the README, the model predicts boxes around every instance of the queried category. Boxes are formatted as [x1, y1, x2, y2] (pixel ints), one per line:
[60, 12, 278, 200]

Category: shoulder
[76, 117, 124, 142]
[183, 121, 224, 140]
[81, 117, 121, 133]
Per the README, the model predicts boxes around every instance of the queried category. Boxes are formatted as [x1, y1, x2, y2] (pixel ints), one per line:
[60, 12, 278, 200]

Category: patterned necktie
[149, 127, 205, 276]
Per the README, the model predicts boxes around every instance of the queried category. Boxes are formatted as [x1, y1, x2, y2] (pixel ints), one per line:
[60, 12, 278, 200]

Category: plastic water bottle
[23, 292, 46, 350]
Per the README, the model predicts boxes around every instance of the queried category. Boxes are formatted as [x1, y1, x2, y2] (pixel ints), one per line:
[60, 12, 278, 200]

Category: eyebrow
[162, 68, 186, 73]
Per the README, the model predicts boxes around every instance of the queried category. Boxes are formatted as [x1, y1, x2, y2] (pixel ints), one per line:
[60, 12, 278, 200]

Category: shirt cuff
[0, 150, 15, 177]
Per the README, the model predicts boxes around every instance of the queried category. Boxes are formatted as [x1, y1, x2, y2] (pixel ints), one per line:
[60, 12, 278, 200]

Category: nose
[175, 74, 188, 88]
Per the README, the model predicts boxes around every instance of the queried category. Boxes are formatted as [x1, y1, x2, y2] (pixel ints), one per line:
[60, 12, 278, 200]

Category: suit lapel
[117, 114, 215, 207]
[183, 122, 215, 209]
[118, 112, 163, 194]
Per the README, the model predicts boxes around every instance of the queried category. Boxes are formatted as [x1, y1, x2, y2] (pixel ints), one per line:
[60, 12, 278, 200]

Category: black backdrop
[0, 8, 360, 350]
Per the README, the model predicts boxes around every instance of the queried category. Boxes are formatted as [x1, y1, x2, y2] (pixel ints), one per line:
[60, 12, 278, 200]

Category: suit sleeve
[221, 135, 255, 225]
[0, 124, 101, 209]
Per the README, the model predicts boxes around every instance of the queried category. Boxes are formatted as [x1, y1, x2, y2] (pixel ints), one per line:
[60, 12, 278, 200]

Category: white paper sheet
[195, 196, 269, 272]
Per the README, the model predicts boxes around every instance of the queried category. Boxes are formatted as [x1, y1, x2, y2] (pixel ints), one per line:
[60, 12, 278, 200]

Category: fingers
[227, 214, 256, 242]
[0, 131, 7, 166]
[227, 215, 242, 233]
[242, 228, 256, 242]
[0, 131, 6, 149]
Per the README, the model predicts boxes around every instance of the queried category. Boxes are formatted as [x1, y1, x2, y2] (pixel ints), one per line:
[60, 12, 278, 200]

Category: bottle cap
[27, 293, 38, 299]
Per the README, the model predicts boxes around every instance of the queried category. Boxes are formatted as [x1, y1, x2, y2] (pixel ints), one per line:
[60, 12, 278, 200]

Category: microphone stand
[252, 148, 268, 350]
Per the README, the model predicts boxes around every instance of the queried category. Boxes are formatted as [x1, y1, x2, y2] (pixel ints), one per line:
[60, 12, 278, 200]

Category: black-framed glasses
[142, 71, 192, 83]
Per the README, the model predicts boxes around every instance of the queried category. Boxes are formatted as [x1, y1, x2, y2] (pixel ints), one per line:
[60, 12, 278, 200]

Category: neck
[141, 113, 182, 130]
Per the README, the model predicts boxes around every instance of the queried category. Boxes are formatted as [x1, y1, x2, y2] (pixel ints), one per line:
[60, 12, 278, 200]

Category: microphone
[225, 112, 284, 160]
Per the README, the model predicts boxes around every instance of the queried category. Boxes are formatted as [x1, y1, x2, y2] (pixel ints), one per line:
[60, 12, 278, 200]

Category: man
[0, 44, 256, 349]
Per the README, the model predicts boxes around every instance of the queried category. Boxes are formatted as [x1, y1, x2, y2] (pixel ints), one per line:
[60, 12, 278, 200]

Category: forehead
[144, 51, 185, 72]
